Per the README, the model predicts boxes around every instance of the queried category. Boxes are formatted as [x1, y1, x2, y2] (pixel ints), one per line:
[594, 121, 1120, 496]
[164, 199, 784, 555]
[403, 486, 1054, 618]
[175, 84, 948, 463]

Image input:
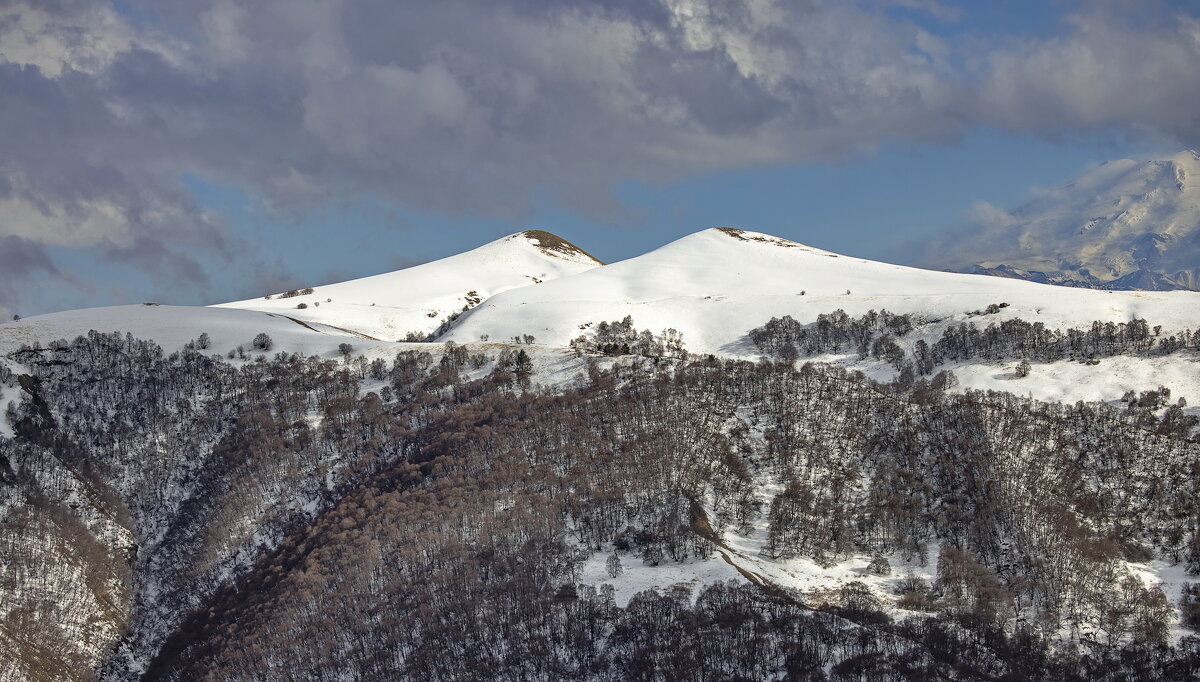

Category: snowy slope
[442, 227, 1200, 354]
[937, 150, 1200, 290]
[0, 304, 372, 359]
[215, 230, 601, 340]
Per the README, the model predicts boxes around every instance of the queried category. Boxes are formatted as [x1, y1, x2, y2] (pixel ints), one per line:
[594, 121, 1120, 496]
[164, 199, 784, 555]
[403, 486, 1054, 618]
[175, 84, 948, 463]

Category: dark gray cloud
[0, 0, 964, 216]
[0, 235, 78, 318]
[978, 6, 1200, 145]
[1, 0, 1199, 314]
[102, 236, 208, 288]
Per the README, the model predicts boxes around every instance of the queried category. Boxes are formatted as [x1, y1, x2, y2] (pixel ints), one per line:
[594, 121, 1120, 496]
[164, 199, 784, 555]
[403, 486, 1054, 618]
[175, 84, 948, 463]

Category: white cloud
[0, 193, 131, 245]
[979, 9, 1200, 143]
[0, 0, 144, 76]
[200, 0, 249, 64]
[966, 200, 1018, 233]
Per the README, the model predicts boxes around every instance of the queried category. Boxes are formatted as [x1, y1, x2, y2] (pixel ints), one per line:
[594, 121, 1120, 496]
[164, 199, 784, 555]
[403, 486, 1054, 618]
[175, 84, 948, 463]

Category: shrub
[1015, 359, 1031, 378]
[867, 554, 891, 576]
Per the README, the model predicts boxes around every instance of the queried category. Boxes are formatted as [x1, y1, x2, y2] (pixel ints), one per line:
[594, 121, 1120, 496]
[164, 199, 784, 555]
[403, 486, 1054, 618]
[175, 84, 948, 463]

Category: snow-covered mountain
[12, 226, 1199, 361]
[937, 150, 1200, 291]
[5, 226, 1200, 406]
[441, 227, 1200, 353]
[0, 230, 600, 360]
[216, 230, 602, 341]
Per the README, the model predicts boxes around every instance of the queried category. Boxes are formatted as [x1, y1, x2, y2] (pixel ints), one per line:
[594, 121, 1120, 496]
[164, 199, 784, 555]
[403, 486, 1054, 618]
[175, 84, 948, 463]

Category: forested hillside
[2, 329, 1199, 680]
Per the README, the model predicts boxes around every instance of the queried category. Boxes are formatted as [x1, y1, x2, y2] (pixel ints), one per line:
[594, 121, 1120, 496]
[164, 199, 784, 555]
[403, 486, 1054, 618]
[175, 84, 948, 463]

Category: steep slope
[6, 335, 1197, 681]
[441, 227, 1200, 353]
[216, 230, 601, 340]
[939, 150, 1200, 290]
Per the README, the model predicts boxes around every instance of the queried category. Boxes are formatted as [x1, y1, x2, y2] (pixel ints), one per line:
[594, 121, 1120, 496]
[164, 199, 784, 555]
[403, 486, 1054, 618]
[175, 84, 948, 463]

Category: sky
[1, 0, 1199, 318]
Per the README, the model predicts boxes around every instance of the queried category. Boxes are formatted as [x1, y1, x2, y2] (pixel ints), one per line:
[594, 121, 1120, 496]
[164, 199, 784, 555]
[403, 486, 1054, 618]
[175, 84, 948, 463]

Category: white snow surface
[580, 490, 942, 615]
[442, 227, 1200, 353]
[578, 553, 745, 608]
[814, 351, 1200, 416]
[215, 230, 601, 341]
[1129, 558, 1196, 644]
[0, 304, 374, 359]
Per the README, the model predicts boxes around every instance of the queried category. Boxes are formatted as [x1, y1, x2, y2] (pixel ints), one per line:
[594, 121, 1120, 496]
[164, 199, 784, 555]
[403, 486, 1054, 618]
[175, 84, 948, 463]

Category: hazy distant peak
[933, 151, 1200, 291]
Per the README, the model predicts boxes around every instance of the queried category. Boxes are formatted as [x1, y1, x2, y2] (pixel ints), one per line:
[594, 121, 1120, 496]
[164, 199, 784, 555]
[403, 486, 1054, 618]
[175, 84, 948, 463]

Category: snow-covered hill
[441, 227, 1200, 354]
[937, 150, 1200, 291]
[0, 304, 370, 358]
[5, 226, 1200, 407]
[216, 230, 601, 341]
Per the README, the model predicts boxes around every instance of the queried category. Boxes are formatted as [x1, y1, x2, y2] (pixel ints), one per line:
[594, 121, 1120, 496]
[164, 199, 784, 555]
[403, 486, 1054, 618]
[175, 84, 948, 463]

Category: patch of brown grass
[715, 227, 800, 248]
[518, 230, 604, 264]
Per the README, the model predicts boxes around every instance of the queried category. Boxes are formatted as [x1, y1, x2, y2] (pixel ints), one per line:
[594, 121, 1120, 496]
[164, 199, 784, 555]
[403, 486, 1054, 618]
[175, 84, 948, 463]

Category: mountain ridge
[6, 225, 1200, 364]
[438, 226, 1200, 354]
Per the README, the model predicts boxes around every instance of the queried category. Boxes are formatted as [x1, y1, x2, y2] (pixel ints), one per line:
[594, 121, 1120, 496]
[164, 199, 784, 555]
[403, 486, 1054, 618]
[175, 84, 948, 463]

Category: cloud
[911, 200, 1022, 269]
[0, 0, 138, 77]
[978, 6, 1200, 145]
[102, 236, 208, 288]
[883, 0, 964, 23]
[965, 200, 1018, 233]
[1, 0, 1199, 313]
[0, 235, 79, 318]
[1, 0, 967, 222]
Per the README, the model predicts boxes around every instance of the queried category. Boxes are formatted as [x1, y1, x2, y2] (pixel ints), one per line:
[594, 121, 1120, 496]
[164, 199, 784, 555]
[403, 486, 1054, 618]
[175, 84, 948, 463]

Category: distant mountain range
[935, 150, 1200, 291]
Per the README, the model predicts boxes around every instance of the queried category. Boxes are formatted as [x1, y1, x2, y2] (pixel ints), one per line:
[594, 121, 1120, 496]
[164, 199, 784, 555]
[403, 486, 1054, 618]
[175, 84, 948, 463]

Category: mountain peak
[216, 230, 601, 340]
[513, 230, 604, 265]
[933, 150, 1200, 291]
[705, 226, 839, 255]
[712, 227, 800, 247]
